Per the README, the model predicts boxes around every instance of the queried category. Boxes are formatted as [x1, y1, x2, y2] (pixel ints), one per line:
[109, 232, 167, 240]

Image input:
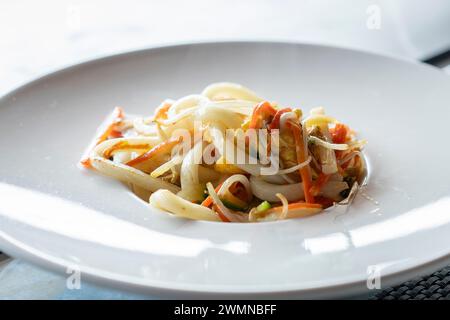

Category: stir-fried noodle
[80, 83, 367, 222]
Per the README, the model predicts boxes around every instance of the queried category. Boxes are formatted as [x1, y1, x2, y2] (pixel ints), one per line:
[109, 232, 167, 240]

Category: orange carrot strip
[80, 158, 92, 168]
[95, 107, 125, 143]
[215, 206, 231, 222]
[201, 181, 231, 222]
[103, 142, 150, 159]
[201, 182, 223, 208]
[80, 107, 125, 168]
[109, 129, 123, 139]
[249, 101, 277, 129]
[266, 201, 322, 214]
[330, 123, 348, 144]
[153, 101, 171, 121]
[309, 173, 331, 196]
[126, 136, 182, 167]
[287, 121, 315, 203]
[269, 107, 292, 130]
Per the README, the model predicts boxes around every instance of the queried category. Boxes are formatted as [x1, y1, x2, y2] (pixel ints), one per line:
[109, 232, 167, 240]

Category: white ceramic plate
[1, 42, 450, 299]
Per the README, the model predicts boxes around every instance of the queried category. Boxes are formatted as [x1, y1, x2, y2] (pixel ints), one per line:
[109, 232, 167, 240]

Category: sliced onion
[167, 94, 208, 118]
[90, 140, 180, 194]
[157, 108, 195, 126]
[347, 139, 368, 149]
[279, 112, 298, 131]
[150, 155, 183, 178]
[201, 82, 263, 102]
[196, 105, 244, 129]
[250, 176, 304, 202]
[178, 142, 204, 202]
[233, 163, 265, 176]
[155, 123, 168, 141]
[207, 100, 255, 116]
[133, 117, 158, 136]
[338, 151, 362, 165]
[261, 175, 286, 184]
[281, 174, 296, 184]
[217, 174, 252, 202]
[309, 136, 349, 150]
[276, 156, 312, 174]
[150, 189, 220, 221]
[113, 151, 132, 164]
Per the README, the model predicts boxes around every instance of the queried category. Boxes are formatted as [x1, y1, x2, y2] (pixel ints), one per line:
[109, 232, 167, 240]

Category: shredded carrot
[80, 158, 91, 168]
[249, 101, 277, 129]
[269, 107, 292, 130]
[266, 201, 322, 214]
[201, 182, 223, 207]
[80, 106, 125, 168]
[287, 121, 315, 203]
[215, 206, 231, 222]
[201, 181, 231, 222]
[103, 142, 150, 159]
[310, 173, 331, 196]
[153, 101, 171, 121]
[109, 129, 123, 139]
[330, 123, 348, 144]
[126, 136, 182, 167]
[95, 107, 125, 145]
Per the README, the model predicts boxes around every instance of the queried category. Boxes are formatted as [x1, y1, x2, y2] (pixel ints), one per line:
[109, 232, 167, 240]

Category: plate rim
[0, 39, 442, 103]
[2, 229, 450, 298]
[1, 40, 449, 298]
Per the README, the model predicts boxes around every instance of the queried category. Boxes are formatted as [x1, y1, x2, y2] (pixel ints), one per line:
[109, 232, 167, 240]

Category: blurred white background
[1, 0, 449, 96]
